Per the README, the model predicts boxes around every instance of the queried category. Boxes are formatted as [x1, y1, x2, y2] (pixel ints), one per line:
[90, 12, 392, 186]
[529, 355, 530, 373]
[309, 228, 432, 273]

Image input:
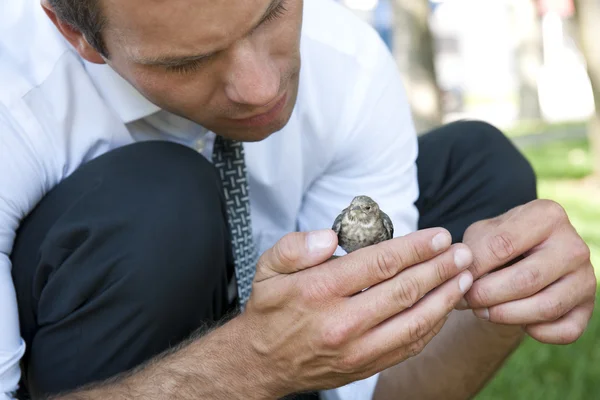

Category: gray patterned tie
[212, 135, 257, 309]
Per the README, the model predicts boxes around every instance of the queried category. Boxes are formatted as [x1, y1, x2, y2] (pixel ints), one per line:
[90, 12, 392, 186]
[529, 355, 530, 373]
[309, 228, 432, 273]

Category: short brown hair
[48, 0, 109, 57]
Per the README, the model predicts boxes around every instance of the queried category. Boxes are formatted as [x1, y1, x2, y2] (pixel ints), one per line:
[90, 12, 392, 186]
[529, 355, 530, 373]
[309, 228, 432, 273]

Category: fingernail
[454, 248, 472, 270]
[432, 231, 451, 252]
[459, 272, 473, 294]
[474, 308, 490, 320]
[307, 230, 334, 253]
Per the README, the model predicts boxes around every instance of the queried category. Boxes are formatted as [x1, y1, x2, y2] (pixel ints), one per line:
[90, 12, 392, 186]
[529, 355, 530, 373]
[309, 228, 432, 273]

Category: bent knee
[452, 120, 536, 196]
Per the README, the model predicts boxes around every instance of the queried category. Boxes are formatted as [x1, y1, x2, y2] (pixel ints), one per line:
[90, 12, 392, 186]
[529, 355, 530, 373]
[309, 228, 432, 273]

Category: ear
[41, 0, 106, 64]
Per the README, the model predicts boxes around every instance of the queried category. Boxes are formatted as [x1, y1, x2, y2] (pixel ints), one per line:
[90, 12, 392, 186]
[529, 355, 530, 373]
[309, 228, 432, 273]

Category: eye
[262, 0, 289, 25]
[166, 58, 209, 75]
[365, 206, 371, 211]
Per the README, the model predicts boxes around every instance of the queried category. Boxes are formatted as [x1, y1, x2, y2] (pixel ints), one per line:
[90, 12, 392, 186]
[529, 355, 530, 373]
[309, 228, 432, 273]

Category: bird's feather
[380, 210, 394, 239]
[332, 209, 345, 235]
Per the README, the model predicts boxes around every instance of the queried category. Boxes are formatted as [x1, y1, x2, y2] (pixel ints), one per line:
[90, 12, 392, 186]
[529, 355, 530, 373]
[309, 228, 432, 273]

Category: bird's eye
[365, 206, 371, 211]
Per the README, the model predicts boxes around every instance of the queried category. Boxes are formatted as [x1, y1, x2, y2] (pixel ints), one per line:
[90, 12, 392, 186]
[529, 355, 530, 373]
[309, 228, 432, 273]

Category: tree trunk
[510, 0, 544, 120]
[392, 0, 442, 134]
[574, 0, 600, 176]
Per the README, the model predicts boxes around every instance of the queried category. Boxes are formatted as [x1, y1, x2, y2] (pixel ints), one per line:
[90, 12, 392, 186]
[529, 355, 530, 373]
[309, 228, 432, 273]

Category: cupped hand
[459, 199, 596, 344]
[241, 227, 474, 396]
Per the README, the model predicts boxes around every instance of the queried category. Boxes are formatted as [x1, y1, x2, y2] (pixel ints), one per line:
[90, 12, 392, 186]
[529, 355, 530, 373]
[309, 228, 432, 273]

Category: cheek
[127, 67, 221, 114]
[278, 10, 302, 57]
[259, 1, 302, 65]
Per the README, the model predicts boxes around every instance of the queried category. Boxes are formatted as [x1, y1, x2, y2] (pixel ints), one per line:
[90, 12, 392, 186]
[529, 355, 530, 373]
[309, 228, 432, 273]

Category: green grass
[504, 120, 587, 138]
[522, 139, 593, 180]
[475, 137, 600, 399]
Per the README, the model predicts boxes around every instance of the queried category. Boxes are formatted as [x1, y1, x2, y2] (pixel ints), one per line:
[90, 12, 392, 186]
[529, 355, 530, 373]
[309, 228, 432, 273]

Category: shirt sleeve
[0, 103, 50, 399]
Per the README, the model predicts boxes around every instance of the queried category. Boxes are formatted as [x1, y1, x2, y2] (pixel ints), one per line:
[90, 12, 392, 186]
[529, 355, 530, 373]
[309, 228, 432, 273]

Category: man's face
[100, 0, 303, 141]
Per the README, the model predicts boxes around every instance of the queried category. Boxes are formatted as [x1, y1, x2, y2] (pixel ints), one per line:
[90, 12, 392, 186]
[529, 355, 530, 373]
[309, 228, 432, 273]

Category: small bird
[332, 195, 394, 254]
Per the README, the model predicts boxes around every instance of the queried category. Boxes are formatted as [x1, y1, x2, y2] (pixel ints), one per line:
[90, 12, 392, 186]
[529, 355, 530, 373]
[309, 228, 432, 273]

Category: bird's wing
[332, 210, 345, 235]
[380, 211, 394, 239]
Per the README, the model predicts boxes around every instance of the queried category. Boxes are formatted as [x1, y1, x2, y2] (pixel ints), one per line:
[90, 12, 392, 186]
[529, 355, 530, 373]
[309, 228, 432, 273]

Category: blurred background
[339, 0, 599, 398]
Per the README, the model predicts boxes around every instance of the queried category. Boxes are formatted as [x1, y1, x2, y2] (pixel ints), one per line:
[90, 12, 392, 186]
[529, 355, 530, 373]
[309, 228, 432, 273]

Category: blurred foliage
[477, 314, 600, 400]
[524, 139, 593, 179]
[505, 120, 587, 138]
[476, 136, 600, 399]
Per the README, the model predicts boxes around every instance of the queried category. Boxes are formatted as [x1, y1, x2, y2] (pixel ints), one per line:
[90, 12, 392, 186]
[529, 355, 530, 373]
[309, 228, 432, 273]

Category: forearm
[51, 316, 281, 400]
[373, 310, 525, 400]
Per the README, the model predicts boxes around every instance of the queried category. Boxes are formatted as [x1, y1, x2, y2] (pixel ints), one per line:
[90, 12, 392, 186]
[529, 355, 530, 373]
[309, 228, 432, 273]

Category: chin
[215, 109, 293, 142]
[234, 125, 282, 142]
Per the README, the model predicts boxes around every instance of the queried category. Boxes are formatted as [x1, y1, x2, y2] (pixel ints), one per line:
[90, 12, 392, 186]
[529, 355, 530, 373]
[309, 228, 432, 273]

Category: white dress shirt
[0, 0, 419, 398]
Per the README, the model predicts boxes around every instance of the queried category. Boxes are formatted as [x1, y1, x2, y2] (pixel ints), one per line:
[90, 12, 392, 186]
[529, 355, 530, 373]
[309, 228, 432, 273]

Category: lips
[229, 92, 287, 128]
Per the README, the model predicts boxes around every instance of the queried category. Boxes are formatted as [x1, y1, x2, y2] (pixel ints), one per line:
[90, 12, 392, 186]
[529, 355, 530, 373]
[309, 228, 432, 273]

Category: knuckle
[540, 199, 569, 223]
[247, 288, 273, 312]
[373, 249, 402, 281]
[572, 240, 591, 264]
[437, 245, 466, 281]
[320, 321, 352, 349]
[488, 233, 516, 262]
[513, 267, 543, 293]
[393, 275, 422, 308]
[255, 255, 268, 276]
[336, 351, 365, 374]
[587, 269, 598, 295]
[274, 235, 301, 266]
[539, 298, 564, 321]
[408, 239, 427, 262]
[406, 337, 428, 358]
[435, 260, 447, 285]
[490, 306, 505, 323]
[468, 257, 487, 279]
[305, 280, 334, 302]
[443, 290, 459, 310]
[464, 219, 490, 241]
[470, 286, 491, 307]
[465, 220, 486, 235]
[434, 254, 454, 284]
[407, 315, 431, 343]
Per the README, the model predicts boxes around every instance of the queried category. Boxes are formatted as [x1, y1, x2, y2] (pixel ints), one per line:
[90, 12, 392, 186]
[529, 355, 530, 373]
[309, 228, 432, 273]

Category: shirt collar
[83, 60, 161, 124]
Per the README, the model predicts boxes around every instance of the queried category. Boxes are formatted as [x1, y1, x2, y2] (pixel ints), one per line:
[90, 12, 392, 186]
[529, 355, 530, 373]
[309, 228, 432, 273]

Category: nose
[224, 38, 280, 107]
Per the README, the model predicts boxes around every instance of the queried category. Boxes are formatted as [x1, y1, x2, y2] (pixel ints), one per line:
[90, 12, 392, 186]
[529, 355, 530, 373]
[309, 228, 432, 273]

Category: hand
[240, 227, 474, 396]
[459, 199, 596, 344]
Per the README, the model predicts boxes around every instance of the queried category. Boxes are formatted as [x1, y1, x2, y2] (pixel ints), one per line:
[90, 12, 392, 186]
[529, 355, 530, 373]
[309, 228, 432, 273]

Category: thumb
[255, 229, 338, 282]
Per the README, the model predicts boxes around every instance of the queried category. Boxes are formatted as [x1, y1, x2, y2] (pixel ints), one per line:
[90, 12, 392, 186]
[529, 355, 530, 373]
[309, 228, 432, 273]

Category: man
[0, 0, 595, 399]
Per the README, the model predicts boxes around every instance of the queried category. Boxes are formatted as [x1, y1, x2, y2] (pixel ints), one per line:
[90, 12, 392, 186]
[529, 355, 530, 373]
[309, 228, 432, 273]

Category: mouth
[229, 91, 288, 128]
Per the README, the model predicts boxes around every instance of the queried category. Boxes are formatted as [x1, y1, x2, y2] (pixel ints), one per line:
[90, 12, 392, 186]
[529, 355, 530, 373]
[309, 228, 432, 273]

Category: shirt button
[194, 139, 205, 152]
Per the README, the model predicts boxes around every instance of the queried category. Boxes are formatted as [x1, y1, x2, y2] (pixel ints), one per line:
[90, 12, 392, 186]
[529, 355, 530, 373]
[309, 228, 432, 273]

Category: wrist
[218, 314, 292, 399]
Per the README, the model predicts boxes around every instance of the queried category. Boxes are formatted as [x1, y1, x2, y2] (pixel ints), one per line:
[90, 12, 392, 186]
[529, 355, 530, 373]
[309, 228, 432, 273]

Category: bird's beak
[350, 205, 361, 212]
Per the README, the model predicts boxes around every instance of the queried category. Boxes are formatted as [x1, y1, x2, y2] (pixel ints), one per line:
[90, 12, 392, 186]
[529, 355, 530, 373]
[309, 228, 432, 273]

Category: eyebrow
[134, 0, 282, 67]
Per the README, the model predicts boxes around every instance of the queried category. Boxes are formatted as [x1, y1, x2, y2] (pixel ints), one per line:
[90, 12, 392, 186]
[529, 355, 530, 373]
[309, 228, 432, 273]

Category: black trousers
[11, 120, 537, 399]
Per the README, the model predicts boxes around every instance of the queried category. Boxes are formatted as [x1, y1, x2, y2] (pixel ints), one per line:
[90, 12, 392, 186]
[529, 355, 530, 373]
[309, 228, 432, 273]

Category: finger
[374, 316, 448, 373]
[467, 201, 565, 280]
[313, 228, 452, 297]
[255, 229, 338, 281]
[525, 301, 595, 345]
[472, 267, 596, 325]
[339, 316, 448, 384]
[464, 247, 574, 309]
[346, 244, 473, 333]
[354, 270, 473, 358]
